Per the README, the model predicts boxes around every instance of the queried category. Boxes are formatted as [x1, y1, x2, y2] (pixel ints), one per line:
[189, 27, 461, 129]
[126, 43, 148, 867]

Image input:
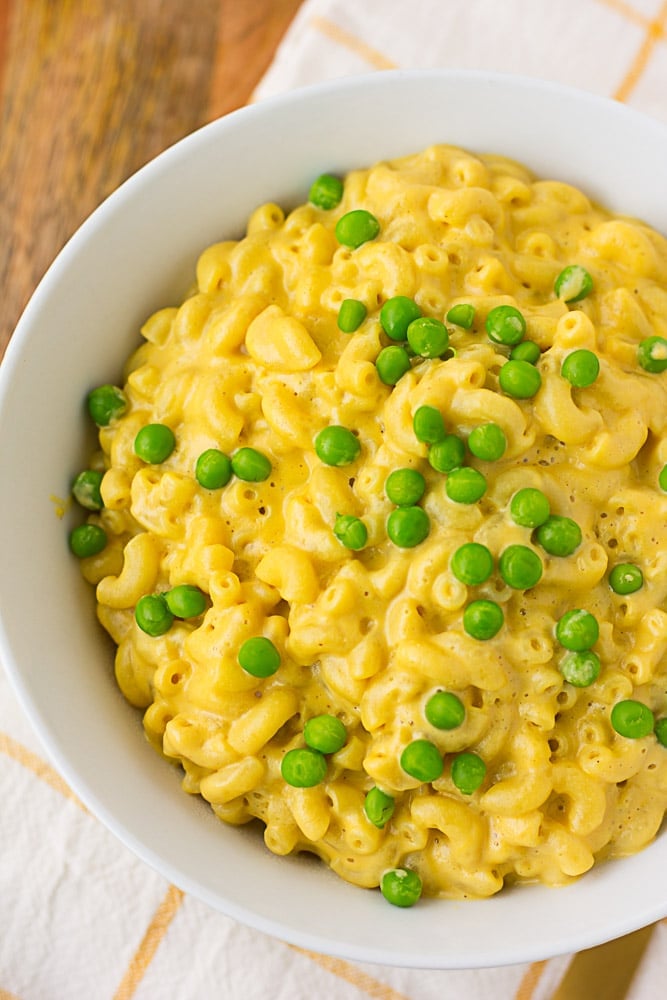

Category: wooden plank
[551, 924, 656, 1000]
[0, 0, 301, 356]
[208, 0, 304, 119]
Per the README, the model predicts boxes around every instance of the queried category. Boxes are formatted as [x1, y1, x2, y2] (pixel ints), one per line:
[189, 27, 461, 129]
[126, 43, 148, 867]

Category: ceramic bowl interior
[1, 70, 667, 969]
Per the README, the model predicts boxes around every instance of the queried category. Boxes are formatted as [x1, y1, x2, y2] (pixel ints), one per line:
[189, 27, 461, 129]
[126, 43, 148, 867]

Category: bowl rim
[2, 67, 667, 970]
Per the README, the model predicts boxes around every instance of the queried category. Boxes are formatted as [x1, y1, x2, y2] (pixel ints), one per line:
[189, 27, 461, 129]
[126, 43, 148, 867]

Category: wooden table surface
[0, 0, 303, 357]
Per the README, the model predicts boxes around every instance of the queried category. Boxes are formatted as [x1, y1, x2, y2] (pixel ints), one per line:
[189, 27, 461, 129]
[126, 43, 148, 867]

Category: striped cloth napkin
[2, 1, 667, 998]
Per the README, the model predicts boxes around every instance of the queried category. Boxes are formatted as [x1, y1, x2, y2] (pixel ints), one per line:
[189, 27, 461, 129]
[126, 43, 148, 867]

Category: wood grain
[551, 924, 656, 1000]
[0, 0, 302, 357]
[208, 0, 304, 119]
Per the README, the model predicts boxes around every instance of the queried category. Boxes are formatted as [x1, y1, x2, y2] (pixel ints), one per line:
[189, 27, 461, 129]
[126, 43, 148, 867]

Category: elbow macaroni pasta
[75, 145, 667, 902]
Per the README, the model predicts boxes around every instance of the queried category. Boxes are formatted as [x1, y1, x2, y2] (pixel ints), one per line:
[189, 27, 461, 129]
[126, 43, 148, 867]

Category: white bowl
[1, 70, 667, 969]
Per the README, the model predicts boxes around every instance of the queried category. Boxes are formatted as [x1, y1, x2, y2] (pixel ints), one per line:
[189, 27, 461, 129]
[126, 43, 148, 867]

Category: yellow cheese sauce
[76, 145, 667, 902]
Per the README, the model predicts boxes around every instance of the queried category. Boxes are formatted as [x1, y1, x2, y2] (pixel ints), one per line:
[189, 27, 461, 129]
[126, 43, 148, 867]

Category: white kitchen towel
[255, 0, 667, 127]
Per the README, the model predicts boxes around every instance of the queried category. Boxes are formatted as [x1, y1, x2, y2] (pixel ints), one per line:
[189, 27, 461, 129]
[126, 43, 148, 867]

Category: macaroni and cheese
[72, 145, 667, 905]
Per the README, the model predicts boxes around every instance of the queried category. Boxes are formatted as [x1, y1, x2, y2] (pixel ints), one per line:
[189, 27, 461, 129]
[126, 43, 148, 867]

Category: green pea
[659, 464, 667, 492]
[609, 563, 644, 595]
[424, 691, 465, 730]
[304, 714, 347, 754]
[498, 544, 543, 590]
[72, 470, 104, 511]
[611, 699, 654, 739]
[380, 296, 422, 341]
[237, 636, 281, 677]
[510, 340, 540, 364]
[655, 718, 667, 748]
[195, 449, 232, 489]
[406, 316, 450, 358]
[376, 345, 411, 385]
[231, 447, 272, 482]
[561, 349, 600, 388]
[510, 487, 550, 528]
[450, 542, 493, 586]
[445, 467, 487, 504]
[380, 868, 422, 908]
[428, 435, 465, 474]
[314, 426, 360, 466]
[499, 359, 542, 399]
[536, 515, 582, 556]
[281, 747, 328, 787]
[134, 423, 176, 464]
[135, 594, 174, 637]
[335, 209, 380, 249]
[485, 304, 526, 346]
[308, 173, 344, 210]
[451, 751, 486, 794]
[463, 599, 504, 640]
[68, 523, 107, 558]
[383, 469, 424, 507]
[413, 405, 446, 444]
[386, 506, 430, 548]
[554, 264, 594, 303]
[364, 787, 395, 828]
[556, 609, 599, 651]
[637, 336, 667, 373]
[446, 303, 475, 329]
[87, 384, 127, 426]
[400, 739, 444, 782]
[560, 649, 601, 687]
[165, 585, 207, 619]
[333, 513, 367, 551]
[468, 423, 507, 461]
[337, 298, 367, 333]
